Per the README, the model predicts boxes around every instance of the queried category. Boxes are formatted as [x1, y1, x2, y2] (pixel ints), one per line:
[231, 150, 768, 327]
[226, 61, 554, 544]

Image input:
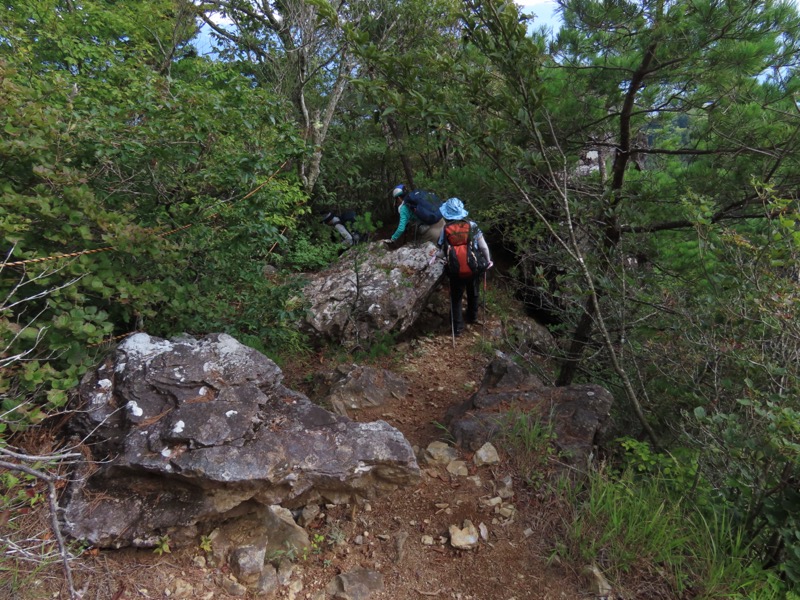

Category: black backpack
[443, 220, 489, 279]
[338, 210, 356, 227]
[404, 190, 443, 225]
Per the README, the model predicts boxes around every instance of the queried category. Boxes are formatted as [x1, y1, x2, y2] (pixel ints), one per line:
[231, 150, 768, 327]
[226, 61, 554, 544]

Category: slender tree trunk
[386, 115, 415, 187]
[555, 300, 596, 386]
[304, 55, 351, 193]
[556, 43, 657, 385]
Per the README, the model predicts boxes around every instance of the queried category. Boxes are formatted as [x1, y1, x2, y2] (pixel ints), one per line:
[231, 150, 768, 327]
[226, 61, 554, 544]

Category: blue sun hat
[440, 197, 468, 221]
[392, 184, 406, 198]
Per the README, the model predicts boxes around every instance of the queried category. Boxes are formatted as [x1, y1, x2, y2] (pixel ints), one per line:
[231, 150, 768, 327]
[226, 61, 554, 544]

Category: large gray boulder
[301, 242, 444, 347]
[323, 364, 409, 417]
[63, 333, 420, 549]
[444, 352, 612, 468]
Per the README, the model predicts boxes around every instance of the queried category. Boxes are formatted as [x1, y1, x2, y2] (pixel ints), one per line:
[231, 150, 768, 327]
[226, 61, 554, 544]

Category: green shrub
[282, 232, 341, 272]
[558, 466, 786, 599]
[0, 4, 308, 434]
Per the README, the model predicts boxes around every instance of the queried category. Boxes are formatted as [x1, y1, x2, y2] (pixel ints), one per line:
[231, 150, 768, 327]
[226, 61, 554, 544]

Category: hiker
[383, 184, 445, 246]
[321, 210, 363, 246]
[432, 197, 493, 337]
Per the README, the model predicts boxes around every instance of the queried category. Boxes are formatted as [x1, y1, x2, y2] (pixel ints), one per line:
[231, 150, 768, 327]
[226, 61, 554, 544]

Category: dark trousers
[449, 276, 480, 333]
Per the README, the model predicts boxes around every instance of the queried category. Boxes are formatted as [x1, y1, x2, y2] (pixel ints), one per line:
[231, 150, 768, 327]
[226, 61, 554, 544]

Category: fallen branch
[0, 458, 80, 599]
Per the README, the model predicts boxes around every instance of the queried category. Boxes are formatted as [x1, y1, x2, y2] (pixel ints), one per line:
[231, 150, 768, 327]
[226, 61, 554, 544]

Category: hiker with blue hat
[382, 183, 445, 246]
[431, 198, 493, 338]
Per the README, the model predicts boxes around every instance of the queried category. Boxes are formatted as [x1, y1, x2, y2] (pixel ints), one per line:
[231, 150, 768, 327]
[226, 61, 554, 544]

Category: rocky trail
[295, 325, 586, 600]
[11, 301, 586, 600]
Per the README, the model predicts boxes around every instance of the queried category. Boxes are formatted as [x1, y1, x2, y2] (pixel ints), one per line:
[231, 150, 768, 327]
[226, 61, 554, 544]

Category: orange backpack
[444, 221, 487, 279]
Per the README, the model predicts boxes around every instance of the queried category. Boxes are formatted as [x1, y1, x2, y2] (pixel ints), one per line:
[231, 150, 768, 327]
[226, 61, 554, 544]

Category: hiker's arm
[477, 235, 493, 268]
[334, 223, 354, 245]
[390, 204, 411, 241]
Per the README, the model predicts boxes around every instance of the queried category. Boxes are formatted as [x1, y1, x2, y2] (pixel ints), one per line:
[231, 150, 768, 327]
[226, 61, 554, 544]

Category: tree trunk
[386, 115, 415, 187]
[556, 43, 657, 385]
[556, 300, 596, 386]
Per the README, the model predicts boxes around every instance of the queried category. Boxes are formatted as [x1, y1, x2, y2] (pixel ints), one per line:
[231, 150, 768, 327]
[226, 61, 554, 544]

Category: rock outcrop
[62, 333, 420, 549]
[445, 352, 612, 467]
[301, 242, 444, 347]
[319, 364, 408, 417]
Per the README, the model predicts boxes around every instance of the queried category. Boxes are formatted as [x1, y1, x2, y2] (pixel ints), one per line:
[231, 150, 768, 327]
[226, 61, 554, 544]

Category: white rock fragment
[473, 442, 500, 467]
[424, 441, 459, 466]
[582, 564, 612, 596]
[497, 505, 515, 519]
[449, 520, 479, 550]
[497, 474, 514, 499]
[446, 460, 469, 477]
[126, 401, 143, 417]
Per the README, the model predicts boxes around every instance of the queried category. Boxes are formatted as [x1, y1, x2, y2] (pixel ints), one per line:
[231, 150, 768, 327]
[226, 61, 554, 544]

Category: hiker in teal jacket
[383, 184, 444, 245]
[390, 200, 412, 241]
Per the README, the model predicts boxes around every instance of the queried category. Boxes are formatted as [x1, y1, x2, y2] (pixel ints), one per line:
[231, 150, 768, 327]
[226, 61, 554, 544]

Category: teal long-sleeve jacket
[390, 203, 419, 241]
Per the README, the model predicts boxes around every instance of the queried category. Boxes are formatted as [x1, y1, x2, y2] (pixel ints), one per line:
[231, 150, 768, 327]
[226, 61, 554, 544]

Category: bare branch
[0, 446, 82, 463]
[0, 459, 80, 599]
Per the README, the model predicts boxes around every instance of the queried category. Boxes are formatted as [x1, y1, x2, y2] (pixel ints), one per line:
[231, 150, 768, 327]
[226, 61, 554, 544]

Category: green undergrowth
[496, 410, 556, 489]
[493, 409, 794, 597]
[546, 441, 793, 599]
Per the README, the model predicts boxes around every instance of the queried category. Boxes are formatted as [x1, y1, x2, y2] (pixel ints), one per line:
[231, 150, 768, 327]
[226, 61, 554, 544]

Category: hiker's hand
[382, 239, 393, 245]
[487, 261, 494, 270]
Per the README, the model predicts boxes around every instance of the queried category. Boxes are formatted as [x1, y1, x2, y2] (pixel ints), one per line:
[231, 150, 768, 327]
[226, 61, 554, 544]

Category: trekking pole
[483, 272, 488, 324]
[449, 289, 456, 349]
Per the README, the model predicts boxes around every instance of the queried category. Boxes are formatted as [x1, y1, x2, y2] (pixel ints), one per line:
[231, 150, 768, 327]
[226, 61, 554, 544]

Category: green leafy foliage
[352, 331, 396, 362]
[616, 437, 703, 501]
[560, 466, 786, 599]
[627, 190, 800, 587]
[1, 1, 308, 433]
[153, 535, 171, 556]
[282, 231, 341, 272]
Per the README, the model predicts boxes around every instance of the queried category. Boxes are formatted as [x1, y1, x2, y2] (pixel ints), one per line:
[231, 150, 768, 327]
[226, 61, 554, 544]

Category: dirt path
[12, 316, 585, 600]
[311, 325, 584, 600]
